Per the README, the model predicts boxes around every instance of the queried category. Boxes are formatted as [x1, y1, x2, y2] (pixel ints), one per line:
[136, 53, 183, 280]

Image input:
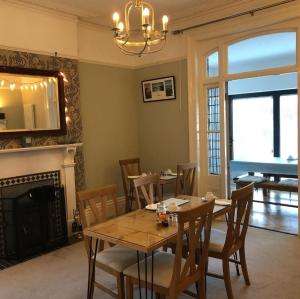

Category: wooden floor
[248, 189, 298, 234]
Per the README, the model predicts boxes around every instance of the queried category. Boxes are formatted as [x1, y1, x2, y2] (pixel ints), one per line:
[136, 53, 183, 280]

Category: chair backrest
[170, 200, 215, 293]
[119, 158, 141, 198]
[175, 162, 197, 196]
[132, 174, 162, 209]
[77, 184, 119, 253]
[78, 184, 119, 229]
[223, 183, 254, 254]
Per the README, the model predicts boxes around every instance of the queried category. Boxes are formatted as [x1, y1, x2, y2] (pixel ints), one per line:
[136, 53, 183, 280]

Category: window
[280, 94, 298, 159]
[207, 87, 221, 174]
[231, 96, 273, 160]
[206, 51, 219, 77]
[228, 32, 296, 74]
[230, 89, 298, 161]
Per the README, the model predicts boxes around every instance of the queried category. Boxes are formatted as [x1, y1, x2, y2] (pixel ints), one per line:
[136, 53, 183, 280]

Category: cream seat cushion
[96, 245, 140, 273]
[124, 251, 186, 288]
[209, 228, 226, 253]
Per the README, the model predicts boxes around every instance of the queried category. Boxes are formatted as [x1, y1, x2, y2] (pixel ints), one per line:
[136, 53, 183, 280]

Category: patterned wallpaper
[0, 49, 85, 191]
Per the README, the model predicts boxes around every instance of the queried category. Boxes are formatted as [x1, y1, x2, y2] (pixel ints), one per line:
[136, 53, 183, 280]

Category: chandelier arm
[115, 38, 166, 56]
[138, 39, 149, 56]
[116, 42, 145, 56]
[120, 36, 130, 47]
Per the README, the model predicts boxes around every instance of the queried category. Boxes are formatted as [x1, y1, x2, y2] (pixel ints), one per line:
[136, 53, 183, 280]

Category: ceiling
[18, 0, 241, 28]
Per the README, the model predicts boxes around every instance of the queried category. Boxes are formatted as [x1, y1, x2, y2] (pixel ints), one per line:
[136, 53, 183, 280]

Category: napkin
[215, 199, 232, 206]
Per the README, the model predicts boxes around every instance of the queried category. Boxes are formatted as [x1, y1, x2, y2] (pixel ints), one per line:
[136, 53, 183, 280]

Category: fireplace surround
[0, 143, 82, 236]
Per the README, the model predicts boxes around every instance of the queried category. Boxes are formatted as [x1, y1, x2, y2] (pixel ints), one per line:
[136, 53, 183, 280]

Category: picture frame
[141, 76, 176, 102]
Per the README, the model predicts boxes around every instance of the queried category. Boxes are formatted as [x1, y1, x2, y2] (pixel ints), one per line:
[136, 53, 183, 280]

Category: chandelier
[112, 0, 169, 57]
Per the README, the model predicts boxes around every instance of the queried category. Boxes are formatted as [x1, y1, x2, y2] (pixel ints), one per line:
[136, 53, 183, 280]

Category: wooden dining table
[84, 195, 230, 299]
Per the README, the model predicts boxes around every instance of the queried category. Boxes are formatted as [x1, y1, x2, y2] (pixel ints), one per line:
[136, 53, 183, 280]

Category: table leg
[87, 237, 93, 299]
[87, 239, 99, 299]
[151, 251, 154, 299]
[137, 251, 142, 299]
[136, 252, 154, 299]
[144, 253, 148, 299]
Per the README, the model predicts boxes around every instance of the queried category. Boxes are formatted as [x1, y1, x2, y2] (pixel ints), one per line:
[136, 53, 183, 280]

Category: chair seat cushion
[237, 175, 267, 183]
[209, 229, 226, 253]
[124, 251, 185, 288]
[96, 245, 140, 272]
[278, 179, 298, 187]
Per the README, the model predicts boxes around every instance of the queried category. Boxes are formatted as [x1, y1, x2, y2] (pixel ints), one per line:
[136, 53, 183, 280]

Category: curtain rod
[173, 0, 297, 35]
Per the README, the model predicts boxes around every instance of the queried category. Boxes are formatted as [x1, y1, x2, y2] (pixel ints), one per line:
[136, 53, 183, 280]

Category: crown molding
[171, 0, 294, 30]
[77, 20, 110, 32]
[5, 0, 78, 22]
[78, 58, 135, 70]
[132, 56, 187, 70]
[6, 0, 295, 32]
[78, 56, 187, 70]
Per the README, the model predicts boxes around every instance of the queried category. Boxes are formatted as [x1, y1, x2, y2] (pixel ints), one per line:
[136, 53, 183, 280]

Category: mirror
[0, 66, 66, 136]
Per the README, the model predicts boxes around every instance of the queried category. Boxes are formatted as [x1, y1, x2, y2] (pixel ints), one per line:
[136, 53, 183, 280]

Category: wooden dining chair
[124, 200, 215, 299]
[175, 162, 197, 196]
[78, 184, 140, 299]
[207, 183, 254, 299]
[119, 158, 142, 211]
[132, 174, 162, 209]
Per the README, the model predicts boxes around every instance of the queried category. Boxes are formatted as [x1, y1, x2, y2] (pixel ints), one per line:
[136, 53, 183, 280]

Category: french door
[188, 19, 300, 233]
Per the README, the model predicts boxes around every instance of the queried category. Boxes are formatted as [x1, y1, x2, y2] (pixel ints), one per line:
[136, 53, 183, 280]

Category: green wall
[79, 59, 189, 196]
[79, 62, 139, 195]
[134, 60, 189, 174]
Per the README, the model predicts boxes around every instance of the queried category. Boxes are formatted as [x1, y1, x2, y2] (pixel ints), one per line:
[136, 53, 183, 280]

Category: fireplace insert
[0, 185, 68, 260]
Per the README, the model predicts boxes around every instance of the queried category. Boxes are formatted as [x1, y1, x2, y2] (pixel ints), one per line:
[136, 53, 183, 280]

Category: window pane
[232, 97, 273, 160]
[207, 51, 219, 77]
[280, 94, 298, 159]
[228, 32, 296, 74]
[207, 87, 221, 175]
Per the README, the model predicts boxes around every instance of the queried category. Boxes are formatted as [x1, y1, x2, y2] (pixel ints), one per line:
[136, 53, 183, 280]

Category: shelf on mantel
[0, 143, 83, 154]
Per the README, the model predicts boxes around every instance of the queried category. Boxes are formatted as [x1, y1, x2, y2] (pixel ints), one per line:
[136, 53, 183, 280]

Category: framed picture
[142, 76, 176, 102]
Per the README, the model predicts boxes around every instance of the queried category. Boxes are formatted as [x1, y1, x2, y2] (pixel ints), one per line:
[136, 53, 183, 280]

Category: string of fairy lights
[0, 77, 57, 92]
[0, 72, 71, 125]
[0, 72, 68, 92]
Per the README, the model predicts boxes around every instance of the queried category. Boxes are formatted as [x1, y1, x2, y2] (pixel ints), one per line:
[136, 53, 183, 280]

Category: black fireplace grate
[0, 185, 68, 261]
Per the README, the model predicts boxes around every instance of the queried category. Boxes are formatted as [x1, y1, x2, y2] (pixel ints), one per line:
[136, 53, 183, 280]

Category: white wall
[0, 1, 78, 58]
[78, 22, 135, 68]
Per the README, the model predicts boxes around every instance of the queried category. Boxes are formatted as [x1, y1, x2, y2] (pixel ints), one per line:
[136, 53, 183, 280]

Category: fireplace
[0, 175, 68, 260]
[0, 143, 82, 268]
[0, 143, 83, 236]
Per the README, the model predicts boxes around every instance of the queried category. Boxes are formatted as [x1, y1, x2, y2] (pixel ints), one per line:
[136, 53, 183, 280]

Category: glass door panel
[232, 96, 274, 161]
[280, 94, 298, 160]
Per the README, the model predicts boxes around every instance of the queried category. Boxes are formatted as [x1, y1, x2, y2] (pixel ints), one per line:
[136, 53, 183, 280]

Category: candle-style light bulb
[118, 22, 124, 32]
[113, 12, 120, 28]
[162, 15, 168, 31]
[146, 25, 151, 38]
[143, 7, 150, 25]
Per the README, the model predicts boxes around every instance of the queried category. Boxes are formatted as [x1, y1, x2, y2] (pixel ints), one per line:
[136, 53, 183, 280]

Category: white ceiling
[18, 0, 241, 28]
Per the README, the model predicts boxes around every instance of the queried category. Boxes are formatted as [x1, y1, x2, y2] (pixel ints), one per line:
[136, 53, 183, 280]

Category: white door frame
[187, 11, 300, 234]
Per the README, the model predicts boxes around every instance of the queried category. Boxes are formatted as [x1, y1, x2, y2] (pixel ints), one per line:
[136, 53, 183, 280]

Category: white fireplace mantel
[0, 143, 83, 235]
